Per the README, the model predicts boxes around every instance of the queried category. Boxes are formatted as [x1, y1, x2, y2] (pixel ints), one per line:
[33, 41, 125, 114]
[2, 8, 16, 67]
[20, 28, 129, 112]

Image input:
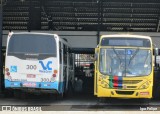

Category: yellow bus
[94, 34, 154, 99]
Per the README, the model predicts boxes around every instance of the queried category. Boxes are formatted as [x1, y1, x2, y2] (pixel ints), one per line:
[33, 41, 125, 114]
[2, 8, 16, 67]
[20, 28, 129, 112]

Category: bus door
[62, 44, 67, 92]
[66, 47, 69, 91]
[70, 53, 75, 85]
[59, 42, 64, 93]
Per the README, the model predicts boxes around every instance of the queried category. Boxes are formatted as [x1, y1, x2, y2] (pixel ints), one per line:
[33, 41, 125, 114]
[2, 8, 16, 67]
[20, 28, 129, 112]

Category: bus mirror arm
[94, 53, 98, 61]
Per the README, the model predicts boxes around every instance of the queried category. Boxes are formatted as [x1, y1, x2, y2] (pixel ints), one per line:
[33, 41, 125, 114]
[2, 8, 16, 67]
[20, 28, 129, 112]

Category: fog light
[54, 70, 58, 74]
[5, 68, 9, 72]
[142, 85, 146, 89]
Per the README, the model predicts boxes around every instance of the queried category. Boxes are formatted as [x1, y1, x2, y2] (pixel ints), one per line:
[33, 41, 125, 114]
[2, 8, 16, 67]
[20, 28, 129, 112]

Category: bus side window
[59, 42, 62, 64]
[69, 49, 73, 66]
[63, 44, 67, 64]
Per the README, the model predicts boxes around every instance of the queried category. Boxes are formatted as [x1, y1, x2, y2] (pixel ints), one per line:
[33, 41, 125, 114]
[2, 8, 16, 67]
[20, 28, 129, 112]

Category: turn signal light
[6, 72, 10, 76]
[54, 70, 58, 74]
[52, 74, 56, 77]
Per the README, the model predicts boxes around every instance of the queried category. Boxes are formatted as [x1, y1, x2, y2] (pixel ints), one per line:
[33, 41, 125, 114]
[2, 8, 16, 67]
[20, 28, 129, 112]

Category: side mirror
[94, 53, 98, 61]
[94, 48, 99, 61]
[155, 48, 159, 56]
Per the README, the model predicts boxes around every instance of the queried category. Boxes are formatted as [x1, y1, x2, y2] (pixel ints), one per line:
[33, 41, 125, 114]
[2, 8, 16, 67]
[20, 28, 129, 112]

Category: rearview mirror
[155, 48, 159, 56]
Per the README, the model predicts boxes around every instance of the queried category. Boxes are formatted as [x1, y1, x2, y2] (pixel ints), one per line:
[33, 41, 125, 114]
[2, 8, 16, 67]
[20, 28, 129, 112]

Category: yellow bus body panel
[94, 34, 153, 99]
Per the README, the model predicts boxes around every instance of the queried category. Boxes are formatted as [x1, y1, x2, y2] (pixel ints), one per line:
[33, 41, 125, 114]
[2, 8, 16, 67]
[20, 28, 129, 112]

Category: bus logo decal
[10, 66, 17, 72]
[39, 61, 52, 73]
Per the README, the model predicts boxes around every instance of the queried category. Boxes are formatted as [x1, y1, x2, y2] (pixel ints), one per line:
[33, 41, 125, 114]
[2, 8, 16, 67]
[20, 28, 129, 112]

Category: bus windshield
[7, 34, 57, 57]
[99, 48, 152, 77]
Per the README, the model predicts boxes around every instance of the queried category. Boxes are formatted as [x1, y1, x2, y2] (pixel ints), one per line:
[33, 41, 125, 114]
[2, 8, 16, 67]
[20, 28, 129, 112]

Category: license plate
[140, 92, 149, 95]
[23, 82, 36, 87]
[27, 74, 36, 78]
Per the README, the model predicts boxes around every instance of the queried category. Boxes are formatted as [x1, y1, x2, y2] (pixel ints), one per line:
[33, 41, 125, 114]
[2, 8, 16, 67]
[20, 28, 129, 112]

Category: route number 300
[26, 65, 37, 70]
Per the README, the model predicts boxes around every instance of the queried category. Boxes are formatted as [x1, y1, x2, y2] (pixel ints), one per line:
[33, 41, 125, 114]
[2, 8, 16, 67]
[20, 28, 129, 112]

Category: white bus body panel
[4, 33, 65, 94]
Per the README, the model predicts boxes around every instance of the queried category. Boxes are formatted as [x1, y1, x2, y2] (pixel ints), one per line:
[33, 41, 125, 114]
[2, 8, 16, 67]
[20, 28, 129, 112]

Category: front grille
[116, 91, 134, 95]
[127, 86, 137, 89]
[123, 80, 142, 84]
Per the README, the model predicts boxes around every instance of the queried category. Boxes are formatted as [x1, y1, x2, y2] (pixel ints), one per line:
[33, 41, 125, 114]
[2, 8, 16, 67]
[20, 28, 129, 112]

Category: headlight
[139, 81, 151, 89]
[100, 80, 109, 88]
[99, 75, 109, 88]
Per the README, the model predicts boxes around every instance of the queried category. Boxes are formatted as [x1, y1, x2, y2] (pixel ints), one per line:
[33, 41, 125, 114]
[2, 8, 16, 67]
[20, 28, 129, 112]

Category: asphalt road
[0, 93, 160, 111]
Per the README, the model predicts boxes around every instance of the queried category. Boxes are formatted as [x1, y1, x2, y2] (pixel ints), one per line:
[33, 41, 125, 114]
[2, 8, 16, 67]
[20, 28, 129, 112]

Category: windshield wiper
[144, 50, 149, 64]
[112, 47, 122, 64]
[128, 48, 139, 66]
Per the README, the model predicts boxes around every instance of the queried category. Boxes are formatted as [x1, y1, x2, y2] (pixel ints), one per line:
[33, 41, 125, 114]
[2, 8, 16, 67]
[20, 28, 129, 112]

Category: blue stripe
[118, 76, 123, 85]
[118, 77, 123, 89]
[5, 79, 64, 93]
[118, 84, 123, 87]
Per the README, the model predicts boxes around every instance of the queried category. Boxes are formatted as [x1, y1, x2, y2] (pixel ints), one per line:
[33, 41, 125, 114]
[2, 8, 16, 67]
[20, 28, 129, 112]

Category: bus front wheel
[155, 84, 160, 100]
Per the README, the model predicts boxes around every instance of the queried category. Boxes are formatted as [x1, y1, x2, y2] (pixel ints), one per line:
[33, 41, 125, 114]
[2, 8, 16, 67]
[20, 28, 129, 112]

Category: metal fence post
[0, 0, 3, 93]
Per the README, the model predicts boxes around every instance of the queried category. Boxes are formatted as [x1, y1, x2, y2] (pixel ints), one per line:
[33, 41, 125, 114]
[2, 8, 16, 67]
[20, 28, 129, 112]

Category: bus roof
[101, 34, 151, 40]
[10, 32, 58, 37]
[8, 32, 72, 47]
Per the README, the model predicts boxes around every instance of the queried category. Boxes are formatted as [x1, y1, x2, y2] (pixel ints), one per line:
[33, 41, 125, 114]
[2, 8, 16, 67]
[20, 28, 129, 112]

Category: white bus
[4, 32, 74, 98]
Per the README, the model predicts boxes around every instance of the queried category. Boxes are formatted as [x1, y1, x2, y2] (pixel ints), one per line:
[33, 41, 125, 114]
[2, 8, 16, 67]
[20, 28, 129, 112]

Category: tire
[154, 85, 160, 100]
[47, 93, 57, 100]
[14, 90, 21, 98]
[20, 91, 28, 99]
[56, 93, 64, 100]
[140, 98, 151, 105]
[4, 89, 14, 98]
[98, 97, 106, 103]
[98, 97, 112, 104]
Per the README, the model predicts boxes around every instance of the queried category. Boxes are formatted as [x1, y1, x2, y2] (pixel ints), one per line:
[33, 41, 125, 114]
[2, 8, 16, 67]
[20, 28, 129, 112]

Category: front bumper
[4, 79, 64, 94]
[97, 86, 152, 98]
